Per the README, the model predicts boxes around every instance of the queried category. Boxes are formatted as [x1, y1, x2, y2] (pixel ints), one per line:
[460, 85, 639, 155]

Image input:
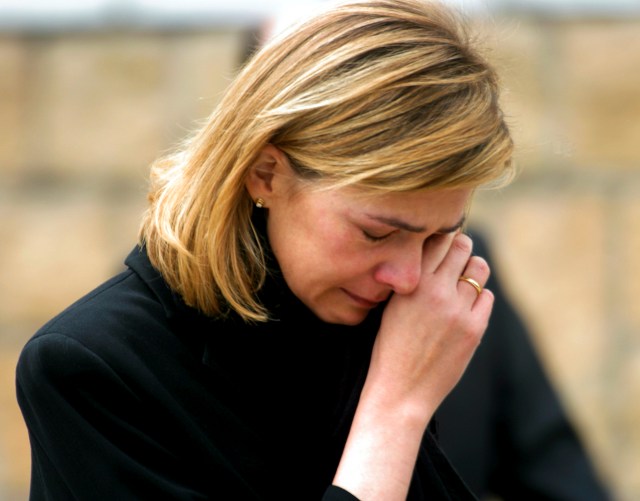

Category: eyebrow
[365, 214, 467, 234]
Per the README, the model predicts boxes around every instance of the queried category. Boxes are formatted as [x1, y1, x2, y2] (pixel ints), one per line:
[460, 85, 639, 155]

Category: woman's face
[247, 147, 472, 325]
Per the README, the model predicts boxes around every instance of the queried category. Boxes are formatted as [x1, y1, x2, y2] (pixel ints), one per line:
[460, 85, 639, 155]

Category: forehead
[311, 185, 472, 227]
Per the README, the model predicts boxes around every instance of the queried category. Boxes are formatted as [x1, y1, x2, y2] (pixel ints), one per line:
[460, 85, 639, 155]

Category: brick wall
[1, 15, 638, 500]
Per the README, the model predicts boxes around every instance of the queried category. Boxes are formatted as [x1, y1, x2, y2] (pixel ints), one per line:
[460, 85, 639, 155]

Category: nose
[373, 248, 422, 295]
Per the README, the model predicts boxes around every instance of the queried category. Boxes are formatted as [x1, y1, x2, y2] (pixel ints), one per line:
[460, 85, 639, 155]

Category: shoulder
[17, 268, 172, 388]
[38, 268, 165, 341]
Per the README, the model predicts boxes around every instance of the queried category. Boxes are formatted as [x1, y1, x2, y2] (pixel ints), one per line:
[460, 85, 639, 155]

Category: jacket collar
[124, 245, 191, 321]
[124, 241, 384, 362]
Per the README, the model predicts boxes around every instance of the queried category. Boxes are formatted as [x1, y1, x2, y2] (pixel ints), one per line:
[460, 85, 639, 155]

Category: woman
[16, 0, 513, 499]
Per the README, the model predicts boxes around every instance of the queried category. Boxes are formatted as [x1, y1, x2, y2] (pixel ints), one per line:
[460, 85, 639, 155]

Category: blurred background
[0, 0, 638, 499]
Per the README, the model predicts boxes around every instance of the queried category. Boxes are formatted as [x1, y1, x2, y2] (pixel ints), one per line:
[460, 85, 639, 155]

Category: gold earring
[255, 198, 265, 209]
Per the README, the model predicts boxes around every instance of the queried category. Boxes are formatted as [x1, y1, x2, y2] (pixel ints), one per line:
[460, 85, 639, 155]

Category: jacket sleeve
[322, 485, 360, 500]
[16, 332, 208, 501]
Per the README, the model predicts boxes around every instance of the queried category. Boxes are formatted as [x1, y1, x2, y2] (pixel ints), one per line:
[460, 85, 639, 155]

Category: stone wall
[1, 15, 638, 500]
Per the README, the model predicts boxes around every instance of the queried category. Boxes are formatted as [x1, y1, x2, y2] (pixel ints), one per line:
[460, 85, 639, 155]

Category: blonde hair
[140, 0, 514, 322]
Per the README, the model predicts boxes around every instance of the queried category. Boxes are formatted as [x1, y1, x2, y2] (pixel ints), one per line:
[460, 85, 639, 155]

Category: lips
[342, 289, 387, 308]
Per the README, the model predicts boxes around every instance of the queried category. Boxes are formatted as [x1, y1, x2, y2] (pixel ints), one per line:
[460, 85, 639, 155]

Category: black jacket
[16, 246, 475, 500]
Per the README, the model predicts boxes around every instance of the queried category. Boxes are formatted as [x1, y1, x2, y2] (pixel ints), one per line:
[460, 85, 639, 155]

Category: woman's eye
[362, 230, 392, 242]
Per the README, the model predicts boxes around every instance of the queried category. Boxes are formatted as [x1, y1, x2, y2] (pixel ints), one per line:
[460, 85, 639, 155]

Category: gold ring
[458, 276, 482, 297]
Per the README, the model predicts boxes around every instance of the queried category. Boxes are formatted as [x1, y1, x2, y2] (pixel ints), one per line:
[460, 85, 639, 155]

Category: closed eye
[362, 230, 393, 242]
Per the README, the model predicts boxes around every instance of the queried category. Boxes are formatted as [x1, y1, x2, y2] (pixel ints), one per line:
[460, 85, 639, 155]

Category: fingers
[457, 254, 490, 305]
[433, 232, 474, 278]
[473, 286, 494, 320]
[428, 232, 491, 308]
[421, 232, 457, 274]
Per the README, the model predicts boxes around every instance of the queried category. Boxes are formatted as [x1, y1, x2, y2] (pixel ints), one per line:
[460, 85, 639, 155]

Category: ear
[245, 144, 290, 205]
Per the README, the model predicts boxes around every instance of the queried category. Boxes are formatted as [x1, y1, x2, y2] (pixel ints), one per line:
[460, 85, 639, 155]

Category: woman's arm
[332, 233, 493, 500]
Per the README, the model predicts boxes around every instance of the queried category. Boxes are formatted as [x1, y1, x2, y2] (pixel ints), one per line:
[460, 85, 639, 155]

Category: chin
[314, 306, 369, 326]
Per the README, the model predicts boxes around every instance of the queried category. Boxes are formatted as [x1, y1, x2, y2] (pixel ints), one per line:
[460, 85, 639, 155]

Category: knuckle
[452, 233, 473, 255]
[461, 322, 484, 348]
[471, 256, 490, 276]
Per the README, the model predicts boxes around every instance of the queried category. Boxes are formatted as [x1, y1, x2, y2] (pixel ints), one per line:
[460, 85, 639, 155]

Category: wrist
[358, 372, 438, 431]
[332, 385, 434, 501]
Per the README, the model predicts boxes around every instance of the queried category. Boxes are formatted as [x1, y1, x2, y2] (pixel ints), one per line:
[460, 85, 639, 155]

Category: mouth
[342, 289, 385, 309]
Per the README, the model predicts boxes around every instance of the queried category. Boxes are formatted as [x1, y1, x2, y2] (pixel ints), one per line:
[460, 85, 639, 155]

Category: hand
[333, 233, 494, 500]
[366, 232, 493, 423]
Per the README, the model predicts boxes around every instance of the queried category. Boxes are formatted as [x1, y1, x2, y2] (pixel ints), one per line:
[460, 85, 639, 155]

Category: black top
[16, 245, 476, 500]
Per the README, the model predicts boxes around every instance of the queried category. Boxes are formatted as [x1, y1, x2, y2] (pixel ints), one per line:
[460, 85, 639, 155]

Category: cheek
[267, 194, 374, 284]
[313, 217, 365, 265]
[277, 216, 362, 282]
[294, 205, 346, 251]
